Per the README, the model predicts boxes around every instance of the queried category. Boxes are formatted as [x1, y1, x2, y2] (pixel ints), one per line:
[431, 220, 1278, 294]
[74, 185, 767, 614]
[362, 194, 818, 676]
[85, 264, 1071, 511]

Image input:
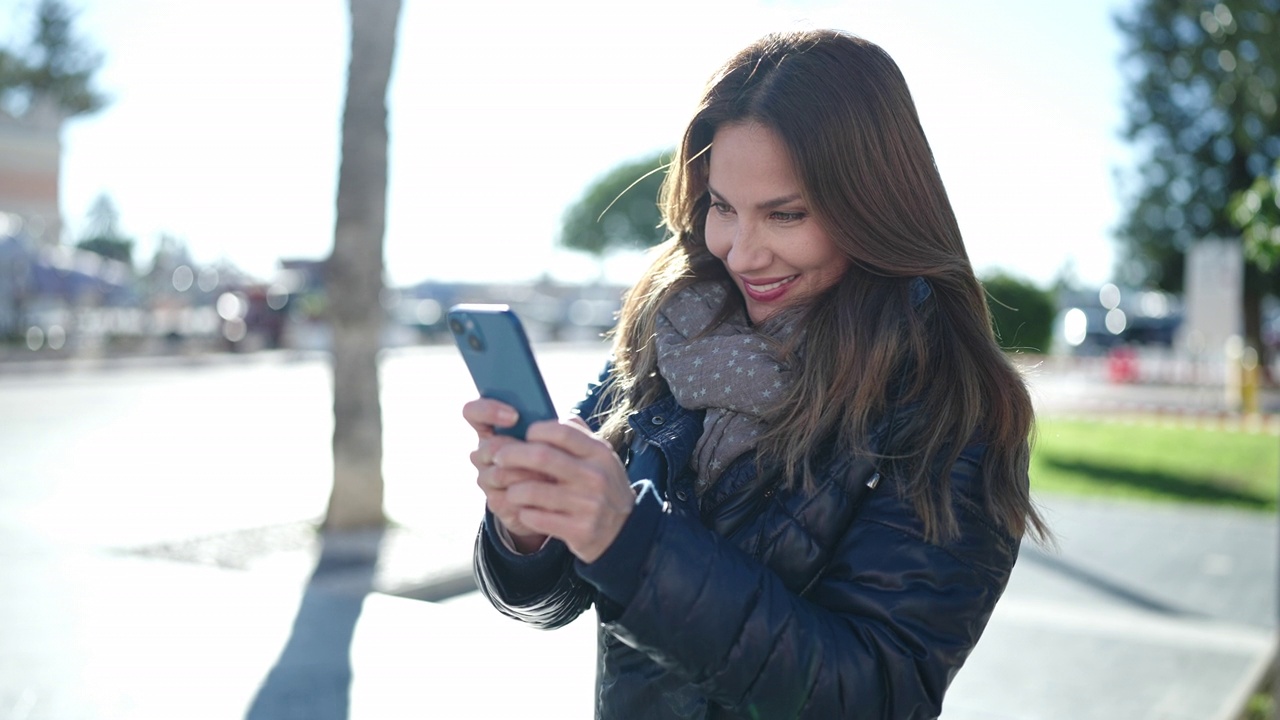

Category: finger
[485, 492, 535, 537]
[513, 496, 629, 564]
[507, 471, 628, 515]
[478, 464, 553, 492]
[486, 477, 572, 538]
[493, 440, 584, 484]
[516, 504, 604, 540]
[476, 472, 543, 531]
[470, 435, 520, 471]
[512, 506, 566, 539]
[505, 477, 570, 513]
[462, 398, 519, 434]
[495, 441, 624, 500]
[524, 418, 612, 460]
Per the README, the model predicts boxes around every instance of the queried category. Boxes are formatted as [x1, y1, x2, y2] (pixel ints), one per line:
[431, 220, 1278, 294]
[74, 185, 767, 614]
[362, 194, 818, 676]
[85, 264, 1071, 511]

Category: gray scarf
[654, 283, 796, 491]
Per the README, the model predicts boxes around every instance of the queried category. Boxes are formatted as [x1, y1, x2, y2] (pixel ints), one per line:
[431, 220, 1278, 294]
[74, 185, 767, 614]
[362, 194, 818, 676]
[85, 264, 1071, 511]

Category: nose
[724, 223, 770, 274]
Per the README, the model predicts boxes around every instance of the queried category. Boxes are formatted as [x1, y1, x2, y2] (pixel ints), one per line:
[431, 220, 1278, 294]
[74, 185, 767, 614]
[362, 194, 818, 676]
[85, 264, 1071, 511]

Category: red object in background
[1108, 346, 1139, 383]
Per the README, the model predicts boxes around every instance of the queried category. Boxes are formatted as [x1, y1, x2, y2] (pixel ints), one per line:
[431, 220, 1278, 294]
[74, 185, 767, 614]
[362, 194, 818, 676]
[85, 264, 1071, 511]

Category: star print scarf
[654, 282, 796, 492]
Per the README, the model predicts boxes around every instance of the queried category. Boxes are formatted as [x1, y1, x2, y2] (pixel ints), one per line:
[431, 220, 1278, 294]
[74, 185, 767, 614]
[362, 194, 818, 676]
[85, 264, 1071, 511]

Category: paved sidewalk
[1, 347, 1276, 718]
[2, 493, 1273, 719]
[943, 497, 1277, 720]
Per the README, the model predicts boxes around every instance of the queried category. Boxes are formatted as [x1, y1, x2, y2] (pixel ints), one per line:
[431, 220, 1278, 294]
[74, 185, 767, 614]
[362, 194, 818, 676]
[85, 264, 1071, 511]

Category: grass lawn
[1031, 417, 1280, 512]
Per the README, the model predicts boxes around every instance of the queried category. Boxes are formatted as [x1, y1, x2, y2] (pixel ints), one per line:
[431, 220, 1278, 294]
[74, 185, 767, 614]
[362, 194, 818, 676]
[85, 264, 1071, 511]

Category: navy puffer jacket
[474, 369, 1019, 719]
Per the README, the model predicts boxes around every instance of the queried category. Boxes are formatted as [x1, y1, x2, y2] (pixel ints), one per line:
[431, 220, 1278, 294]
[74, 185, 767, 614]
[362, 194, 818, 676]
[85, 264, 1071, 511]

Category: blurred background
[1, 0, 1137, 352]
[1, 0, 1279, 718]
[2, 0, 1277, 383]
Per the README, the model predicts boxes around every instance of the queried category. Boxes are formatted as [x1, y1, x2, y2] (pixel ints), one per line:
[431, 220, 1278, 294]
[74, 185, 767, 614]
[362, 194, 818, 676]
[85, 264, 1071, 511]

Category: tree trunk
[1243, 264, 1274, 386]
[324, 0, 402, 531]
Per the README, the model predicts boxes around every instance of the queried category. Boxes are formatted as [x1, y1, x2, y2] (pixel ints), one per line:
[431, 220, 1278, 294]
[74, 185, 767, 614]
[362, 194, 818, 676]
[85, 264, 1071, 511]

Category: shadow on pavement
[1038, 455, 1275, 510]
[394, 572, 477, 602]
[1021, 543, 1209, 618]
[246, 528, 384, 720]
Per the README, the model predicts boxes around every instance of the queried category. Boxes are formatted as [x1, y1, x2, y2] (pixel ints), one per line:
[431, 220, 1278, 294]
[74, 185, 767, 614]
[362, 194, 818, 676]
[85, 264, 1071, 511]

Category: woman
[463, 29, 1048, 720]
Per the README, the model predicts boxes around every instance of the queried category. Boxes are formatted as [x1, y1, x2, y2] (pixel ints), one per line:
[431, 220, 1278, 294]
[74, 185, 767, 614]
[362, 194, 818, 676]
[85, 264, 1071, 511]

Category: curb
[1216, 635, 1278, 720]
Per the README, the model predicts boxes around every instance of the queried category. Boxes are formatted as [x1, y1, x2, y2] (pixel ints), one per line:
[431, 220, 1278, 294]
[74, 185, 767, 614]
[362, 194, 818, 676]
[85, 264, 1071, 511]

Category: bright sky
[2, 0, 1133, 289]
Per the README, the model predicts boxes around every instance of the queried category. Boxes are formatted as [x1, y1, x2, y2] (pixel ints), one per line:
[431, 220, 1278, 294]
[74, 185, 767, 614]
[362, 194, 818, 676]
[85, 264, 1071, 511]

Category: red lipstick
[740, 274, 798, 303]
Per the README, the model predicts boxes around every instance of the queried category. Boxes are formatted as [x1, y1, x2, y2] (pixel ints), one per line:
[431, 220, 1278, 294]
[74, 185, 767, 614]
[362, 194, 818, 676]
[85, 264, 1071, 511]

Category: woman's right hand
[463, 398, 551, 553]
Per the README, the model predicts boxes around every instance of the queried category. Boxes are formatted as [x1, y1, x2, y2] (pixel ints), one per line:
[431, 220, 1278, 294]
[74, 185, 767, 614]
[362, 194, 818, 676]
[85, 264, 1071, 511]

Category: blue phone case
[448, 304, 557, 439]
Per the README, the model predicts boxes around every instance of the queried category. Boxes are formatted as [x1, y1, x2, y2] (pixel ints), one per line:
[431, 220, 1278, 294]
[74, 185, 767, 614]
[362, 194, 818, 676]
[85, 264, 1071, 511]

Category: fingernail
[499, 407, 518, 425]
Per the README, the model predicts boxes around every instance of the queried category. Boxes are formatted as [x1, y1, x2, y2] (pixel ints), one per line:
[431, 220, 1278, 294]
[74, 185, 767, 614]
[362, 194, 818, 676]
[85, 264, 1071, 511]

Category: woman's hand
[464, 398, 551, 553]
[492, 417, 635, 564]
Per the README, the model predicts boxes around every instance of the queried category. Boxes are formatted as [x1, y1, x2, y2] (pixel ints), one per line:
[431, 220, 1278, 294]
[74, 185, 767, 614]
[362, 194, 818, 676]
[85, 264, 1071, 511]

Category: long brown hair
[599, 30, 1048, 544]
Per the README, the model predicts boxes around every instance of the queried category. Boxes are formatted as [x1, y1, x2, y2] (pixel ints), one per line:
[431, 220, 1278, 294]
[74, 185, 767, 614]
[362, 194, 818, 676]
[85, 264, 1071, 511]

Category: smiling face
[703, 122, 850, 325]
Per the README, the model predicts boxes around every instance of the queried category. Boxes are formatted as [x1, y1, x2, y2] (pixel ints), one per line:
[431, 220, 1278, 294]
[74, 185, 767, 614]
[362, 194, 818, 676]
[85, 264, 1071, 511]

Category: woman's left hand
[491, 417, 634, 564]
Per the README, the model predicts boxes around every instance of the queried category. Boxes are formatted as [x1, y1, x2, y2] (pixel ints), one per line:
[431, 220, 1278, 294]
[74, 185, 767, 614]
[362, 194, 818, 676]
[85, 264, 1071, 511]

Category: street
[0, 343, 611, 579]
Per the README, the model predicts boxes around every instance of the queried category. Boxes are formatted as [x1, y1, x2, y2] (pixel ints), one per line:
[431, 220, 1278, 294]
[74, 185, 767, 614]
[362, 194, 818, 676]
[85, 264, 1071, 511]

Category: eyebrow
[707, 184, 803, 211]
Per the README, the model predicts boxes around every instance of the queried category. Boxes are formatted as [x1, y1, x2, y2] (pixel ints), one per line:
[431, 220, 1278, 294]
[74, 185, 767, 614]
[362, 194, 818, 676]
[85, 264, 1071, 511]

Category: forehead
[707, 122, 802, 197]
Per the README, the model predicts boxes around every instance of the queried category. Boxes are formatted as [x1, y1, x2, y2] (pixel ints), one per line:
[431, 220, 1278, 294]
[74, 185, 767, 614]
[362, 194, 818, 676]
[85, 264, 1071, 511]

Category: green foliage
[0, 0, 107, 118]
[1244, 691, 1275, 720]
[1113, 0, 1280, 291]
[76, 236, 133, 265]
[1031, 418, 1280, 511]
[77, 194, 133, 265]
[1229, 157, 1280, 271]
[0, 49, 25, 91]
[981, 272, 1056, 353]
[560, 151, 671, 257]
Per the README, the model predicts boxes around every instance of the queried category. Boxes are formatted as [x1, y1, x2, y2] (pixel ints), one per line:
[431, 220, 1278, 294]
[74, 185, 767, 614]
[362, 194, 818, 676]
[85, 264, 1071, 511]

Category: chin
[745, 306, 775, 325]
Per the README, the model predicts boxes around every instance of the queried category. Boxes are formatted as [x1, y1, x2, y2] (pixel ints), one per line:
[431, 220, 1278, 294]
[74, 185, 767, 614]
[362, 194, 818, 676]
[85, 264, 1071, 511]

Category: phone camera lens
[468, 334, 485, 351]
[449, 318, 465, 335]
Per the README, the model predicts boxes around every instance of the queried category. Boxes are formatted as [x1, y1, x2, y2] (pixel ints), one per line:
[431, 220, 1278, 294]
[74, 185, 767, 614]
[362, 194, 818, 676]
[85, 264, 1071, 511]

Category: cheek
[801, 235, 849, 290]
[814, 261, 850, 292]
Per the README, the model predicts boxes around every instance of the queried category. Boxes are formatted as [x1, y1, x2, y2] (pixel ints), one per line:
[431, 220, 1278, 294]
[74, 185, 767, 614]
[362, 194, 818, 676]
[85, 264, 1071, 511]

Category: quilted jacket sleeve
[473, 510, 595, 629]
[577, 449, 1018, 719]
[471, 362, 615, 629]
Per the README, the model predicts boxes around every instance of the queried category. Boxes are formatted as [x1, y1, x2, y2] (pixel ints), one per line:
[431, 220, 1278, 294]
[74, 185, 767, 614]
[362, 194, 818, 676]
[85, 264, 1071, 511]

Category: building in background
[0, 101, 62, 246]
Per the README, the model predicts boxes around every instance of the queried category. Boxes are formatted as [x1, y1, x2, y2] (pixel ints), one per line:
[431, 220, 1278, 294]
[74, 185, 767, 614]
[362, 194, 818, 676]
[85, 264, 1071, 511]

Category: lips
[741, 274, 798, 302]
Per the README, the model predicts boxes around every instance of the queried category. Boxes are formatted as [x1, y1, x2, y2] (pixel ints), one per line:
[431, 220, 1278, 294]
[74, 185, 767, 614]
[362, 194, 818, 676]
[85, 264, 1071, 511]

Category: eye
[710, 201, 735, 216]
[771, 211, 806, 222]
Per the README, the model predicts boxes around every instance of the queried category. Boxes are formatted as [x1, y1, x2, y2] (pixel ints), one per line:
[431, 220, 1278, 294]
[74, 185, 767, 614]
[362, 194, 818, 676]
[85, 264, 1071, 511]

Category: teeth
[747, 276, 796, 292]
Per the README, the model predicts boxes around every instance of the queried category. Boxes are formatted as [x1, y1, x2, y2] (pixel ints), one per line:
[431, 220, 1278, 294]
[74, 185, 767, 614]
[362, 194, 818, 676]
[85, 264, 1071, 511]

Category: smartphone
[448, 304, 557, 440]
